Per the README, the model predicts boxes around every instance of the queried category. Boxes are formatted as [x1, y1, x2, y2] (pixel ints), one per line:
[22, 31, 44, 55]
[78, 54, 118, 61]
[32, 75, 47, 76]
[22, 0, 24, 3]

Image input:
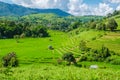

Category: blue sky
[0, 0, 120, 16]
[83, 0, 103, 5]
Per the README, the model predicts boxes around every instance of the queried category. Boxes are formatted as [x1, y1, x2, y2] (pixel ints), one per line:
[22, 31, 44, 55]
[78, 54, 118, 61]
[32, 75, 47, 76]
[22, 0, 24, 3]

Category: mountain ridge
[0, 1, 71, 17]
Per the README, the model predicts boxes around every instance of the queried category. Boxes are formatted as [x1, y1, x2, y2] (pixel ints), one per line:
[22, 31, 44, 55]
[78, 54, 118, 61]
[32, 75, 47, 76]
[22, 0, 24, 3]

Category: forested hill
[0, 1, 71, 17]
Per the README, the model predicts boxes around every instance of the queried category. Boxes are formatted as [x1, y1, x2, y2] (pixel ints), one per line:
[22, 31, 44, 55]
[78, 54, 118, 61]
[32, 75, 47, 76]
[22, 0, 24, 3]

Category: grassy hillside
[86, 14, 120, 54]
[0, 29, 120, 80]
[0, 29, 120, 63]
[87, 32, 120, 54]
[114, 15, 120, 29]
[0, 13, 120, 80]
[0, 30, 69, 64]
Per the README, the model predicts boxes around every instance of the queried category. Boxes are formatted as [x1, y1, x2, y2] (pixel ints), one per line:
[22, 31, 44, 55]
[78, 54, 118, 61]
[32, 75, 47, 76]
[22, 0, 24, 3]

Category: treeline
[70, 18, 118, 32]
[0, 20, 49, 38]
[15, 14, 103, 31]
[0, 18, 117, 39]
[67, 10, 119, 31]
[86, 18, 118, 31]
[107, 10, 120, 17]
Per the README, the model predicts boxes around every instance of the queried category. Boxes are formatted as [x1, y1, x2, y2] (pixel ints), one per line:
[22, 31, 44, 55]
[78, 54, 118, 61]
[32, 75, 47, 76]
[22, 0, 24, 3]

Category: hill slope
[0, 1, 71, 16]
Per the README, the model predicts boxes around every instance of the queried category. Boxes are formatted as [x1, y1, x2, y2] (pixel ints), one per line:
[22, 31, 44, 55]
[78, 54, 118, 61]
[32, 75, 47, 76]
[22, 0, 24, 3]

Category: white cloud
[12, 0, 90, 16]
[12, 0, 69, 10]
[116, 5, 120, 10]
[68, 0, 90, 16]
[11, 0, 114, 16]
[109, 0, 120, 3]
[93, 3, 113, 16]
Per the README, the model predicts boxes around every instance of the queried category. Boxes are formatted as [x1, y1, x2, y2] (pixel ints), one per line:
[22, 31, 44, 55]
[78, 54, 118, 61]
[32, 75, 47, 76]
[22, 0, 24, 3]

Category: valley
[0, 1, 120, 80]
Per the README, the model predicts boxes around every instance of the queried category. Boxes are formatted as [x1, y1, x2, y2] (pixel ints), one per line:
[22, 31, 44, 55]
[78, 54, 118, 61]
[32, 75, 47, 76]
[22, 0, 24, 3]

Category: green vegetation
[0, 64, 120, 80]
[62, 52, 77, 65]
[2, 52, 18, 67]
[106, 18, 118, 31]
[0, 20, 49, 38]
[0, 10, 120, 80]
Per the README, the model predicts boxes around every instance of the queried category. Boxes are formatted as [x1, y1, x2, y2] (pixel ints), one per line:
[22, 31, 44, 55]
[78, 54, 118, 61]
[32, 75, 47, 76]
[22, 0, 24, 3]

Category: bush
[14, 35, 20, 43]
[110, 59, 120, 65]
[91, 37, 96, 40]
[62, 52, 77, 65]
[20, 33, 25, 38]
[98, 34, 103, 38]
[2, 52, 19, 67]
[79, 55, 87, 62]
[106, 18, 118, 31]
[79, 40, 87, 51]
[105, 55, 120, 65]
[79, 45, 112, 62]
[87, 56, 95, 61]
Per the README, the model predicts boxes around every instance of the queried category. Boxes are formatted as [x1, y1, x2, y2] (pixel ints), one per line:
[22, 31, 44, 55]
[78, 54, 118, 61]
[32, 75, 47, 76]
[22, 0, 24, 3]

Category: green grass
[0, 30, 120, 80]
[0, 14, 120, 80]
[0, 30, 120, 62]
[0, 30, 69, 64]
[113, 14, 120, 29]
[0, 64, 120, 80]
[87, 32, 120, 55]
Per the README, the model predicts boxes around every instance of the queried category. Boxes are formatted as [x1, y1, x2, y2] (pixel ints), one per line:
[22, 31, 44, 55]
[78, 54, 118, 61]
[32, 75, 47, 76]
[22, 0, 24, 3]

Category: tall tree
[106, 18, 118, 31]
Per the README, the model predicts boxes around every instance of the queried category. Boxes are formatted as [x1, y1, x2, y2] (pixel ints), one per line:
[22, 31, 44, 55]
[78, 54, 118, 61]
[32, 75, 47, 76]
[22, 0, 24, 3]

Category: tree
[96, 23, 106, 31]
[31, 26, 49, 37]
[90, 22, 97, 29]
[113, 10, 120, 16]
[2, 52, 19, 67]
[79, 40, 87, 51]
[107, 13, 112, 18]
[62, 52, 76, 65]
[69, 21, 81, 30]
[106, 18, 118, 31]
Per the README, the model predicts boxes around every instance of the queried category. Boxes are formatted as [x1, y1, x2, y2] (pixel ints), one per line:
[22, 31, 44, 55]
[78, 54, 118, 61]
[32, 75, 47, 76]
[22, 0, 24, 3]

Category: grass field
[0, 30, 70, 64]
[87, 31, 120, 55]
[0, 30, 120, 80]
[0, 30, 120, 63]
[0, 63, 120, 80]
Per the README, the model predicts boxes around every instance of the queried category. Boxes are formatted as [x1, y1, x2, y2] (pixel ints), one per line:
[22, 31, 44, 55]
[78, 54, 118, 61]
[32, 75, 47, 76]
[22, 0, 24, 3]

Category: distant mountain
[0, 1, 71, 17]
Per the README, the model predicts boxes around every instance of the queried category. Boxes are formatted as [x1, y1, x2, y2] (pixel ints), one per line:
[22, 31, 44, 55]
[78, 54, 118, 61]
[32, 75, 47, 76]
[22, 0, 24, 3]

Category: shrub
[100, 45, 111, 58]
[87, 56, 94, 61]
[91, 37, 96, 40]
[2, 52, 19, 67]
[105, 56, 115, 63]
[20, 33, 25, 38]
[48, 45, 54, 50]
[106, 18, 118, 31]
[106, 55, 120, 65]
[79, 55, 87, 62]
[98, 34, 103, 38]
[96, 23, 106, 31]
[110, 59, 120, 65]
[62, 52, 77, 65]
[14, 35, 20, 43]
[80, 45, 112, 62]
[79, 40, 87, 51]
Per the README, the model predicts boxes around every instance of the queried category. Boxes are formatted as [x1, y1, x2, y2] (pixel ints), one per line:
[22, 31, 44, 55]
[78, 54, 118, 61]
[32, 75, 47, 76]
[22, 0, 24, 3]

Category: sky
[0, 0, 120, 16]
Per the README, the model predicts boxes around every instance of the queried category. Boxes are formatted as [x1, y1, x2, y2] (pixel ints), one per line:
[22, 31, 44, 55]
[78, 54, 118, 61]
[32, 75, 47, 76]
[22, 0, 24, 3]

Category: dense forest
[0, 13, 103, 38]
[0, 12, 118, 39]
